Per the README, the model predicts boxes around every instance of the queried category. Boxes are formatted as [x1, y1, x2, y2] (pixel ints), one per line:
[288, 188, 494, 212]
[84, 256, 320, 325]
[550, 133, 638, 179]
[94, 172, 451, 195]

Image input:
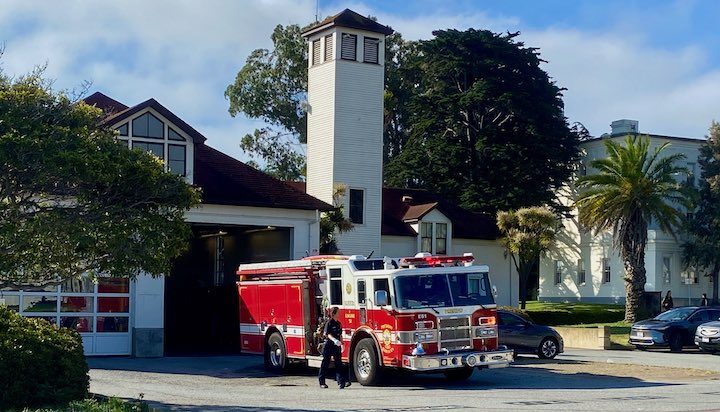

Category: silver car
[695, 320, 720, 354]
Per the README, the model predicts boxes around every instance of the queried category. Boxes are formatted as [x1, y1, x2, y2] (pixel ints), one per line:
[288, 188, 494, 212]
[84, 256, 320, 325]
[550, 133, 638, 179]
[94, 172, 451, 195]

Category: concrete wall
[554, 326, 611, 349]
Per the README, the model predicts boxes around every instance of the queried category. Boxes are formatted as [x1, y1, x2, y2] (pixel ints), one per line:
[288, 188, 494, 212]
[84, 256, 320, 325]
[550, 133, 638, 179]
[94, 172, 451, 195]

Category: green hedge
[501, 302, 625, 326]
[0, 305, 89, 410]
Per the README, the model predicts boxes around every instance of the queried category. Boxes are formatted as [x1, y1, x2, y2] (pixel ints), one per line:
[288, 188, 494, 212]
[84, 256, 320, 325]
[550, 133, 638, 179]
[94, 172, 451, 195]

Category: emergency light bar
[398, 254, 474, 268]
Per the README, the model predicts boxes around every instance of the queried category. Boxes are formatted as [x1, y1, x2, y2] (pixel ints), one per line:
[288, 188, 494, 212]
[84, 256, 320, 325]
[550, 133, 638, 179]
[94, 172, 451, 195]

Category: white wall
[381, 235, 417, 258]
[540, 134, 709, 303]
[453, 239, 518, 307]
[132, 274, 164, 329]
[305, 26, 385, 256]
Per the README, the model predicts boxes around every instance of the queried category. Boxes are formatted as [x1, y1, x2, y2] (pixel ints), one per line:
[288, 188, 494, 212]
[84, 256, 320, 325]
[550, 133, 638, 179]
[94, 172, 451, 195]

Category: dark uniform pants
[319, 342, 345, 385]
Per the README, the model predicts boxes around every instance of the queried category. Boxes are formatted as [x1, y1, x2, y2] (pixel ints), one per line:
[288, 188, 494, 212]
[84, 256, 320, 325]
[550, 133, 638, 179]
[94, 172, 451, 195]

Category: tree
[0, 70, 200, 287]
[683, 121, 720, 305]
[497, 207, 557, 309]
[319, 185, 354, 254]
[384, 29, 581, 214]
[576, 136, 687, 323]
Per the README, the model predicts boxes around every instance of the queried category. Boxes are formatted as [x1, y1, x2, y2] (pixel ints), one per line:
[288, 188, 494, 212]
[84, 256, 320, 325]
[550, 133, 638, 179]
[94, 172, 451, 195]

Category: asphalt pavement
[562, 347, 720, 372]
[88, 349, 720, 412]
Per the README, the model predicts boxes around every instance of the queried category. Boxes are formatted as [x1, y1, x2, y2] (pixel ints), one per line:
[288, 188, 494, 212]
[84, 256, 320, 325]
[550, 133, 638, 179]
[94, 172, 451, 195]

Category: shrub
[0, 305, 89, 410]
[522, 301, 625, 326]
[30, 397, 149, 412]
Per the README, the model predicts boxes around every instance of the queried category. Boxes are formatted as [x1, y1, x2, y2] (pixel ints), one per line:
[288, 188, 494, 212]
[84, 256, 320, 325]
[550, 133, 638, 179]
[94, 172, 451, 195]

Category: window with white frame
[312, 39, 321, 65]
[363, 37, 379, 63]
[349, 188, 364, 224]
[119, 111, 189, 177]
[554, 260, 562, 285]
[602, 258, 611, 283]
[341, 33, 357, 60]
[420, 222, 432, 253]
[324, 34, 333, 61]
[436, 223, 447, 255]
[662, 256, 672, 284]
[577, 258, 586, 285]
[681, 266, 699, 285]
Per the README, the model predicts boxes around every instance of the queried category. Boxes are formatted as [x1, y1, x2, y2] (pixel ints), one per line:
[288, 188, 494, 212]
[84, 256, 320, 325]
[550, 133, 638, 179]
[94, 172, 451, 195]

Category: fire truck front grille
[438, 317, 472, 352]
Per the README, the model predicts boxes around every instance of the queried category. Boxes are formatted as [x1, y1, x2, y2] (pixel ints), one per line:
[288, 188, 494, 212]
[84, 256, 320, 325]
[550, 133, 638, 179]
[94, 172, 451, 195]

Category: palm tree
[576, 136, 687, 323]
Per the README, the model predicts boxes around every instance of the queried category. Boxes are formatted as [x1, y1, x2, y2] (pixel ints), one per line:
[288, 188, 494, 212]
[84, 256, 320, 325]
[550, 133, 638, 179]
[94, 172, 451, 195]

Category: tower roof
[301, 8, 394, 37]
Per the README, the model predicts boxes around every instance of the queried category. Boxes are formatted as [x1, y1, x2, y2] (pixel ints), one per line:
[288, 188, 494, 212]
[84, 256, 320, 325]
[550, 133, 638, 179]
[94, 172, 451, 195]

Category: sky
[2, 0, 720, 162]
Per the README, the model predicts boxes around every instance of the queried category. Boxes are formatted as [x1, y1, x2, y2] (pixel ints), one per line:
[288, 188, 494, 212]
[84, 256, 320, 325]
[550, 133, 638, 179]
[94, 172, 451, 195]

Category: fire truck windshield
[393, 272, 494, 309]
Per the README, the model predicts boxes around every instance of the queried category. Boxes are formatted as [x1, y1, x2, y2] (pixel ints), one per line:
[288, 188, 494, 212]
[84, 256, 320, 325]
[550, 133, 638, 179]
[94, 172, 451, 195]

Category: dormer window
[118, 111, 189, 177]
[419, 221, 449, 255]
[341, 33, 357, 61]
[363, 37, 379, 64]
[132, 113, 164, 138]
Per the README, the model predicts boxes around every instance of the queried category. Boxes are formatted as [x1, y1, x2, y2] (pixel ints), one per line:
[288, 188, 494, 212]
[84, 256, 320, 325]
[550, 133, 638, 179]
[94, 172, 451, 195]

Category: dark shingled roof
[83, 92, 128, 115]
[287, 183, 498, 239]
[382, 188, 499, 240]
[195, 145, 332, 211]
[302, 8, 394, 37]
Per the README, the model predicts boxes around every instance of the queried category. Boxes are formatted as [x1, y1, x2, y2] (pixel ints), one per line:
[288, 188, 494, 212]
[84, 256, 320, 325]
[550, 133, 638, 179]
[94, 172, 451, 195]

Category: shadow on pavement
[89, 354, 679, 391]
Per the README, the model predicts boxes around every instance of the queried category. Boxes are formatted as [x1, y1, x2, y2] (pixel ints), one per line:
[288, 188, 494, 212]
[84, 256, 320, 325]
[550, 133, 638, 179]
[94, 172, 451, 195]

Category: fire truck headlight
[413, 331, 435, 342]
[476, 327, 497, 337]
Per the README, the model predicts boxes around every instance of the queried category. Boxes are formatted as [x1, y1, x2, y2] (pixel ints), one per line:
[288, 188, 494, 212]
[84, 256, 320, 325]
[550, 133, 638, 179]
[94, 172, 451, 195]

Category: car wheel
[668, 332, 684, 353]
[537, 337, 559, 359]
[444, 367, 474, 381]
[264, 332, 287, 372]
[353, 338, 383, 386]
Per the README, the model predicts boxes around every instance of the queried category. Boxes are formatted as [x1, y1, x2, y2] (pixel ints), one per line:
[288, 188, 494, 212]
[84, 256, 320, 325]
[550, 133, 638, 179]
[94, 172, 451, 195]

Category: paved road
[89, 350, 720, 412]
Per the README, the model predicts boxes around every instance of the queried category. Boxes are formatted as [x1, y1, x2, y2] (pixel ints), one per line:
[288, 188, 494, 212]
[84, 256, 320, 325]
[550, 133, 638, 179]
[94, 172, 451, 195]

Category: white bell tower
[302, 9, 393, 255]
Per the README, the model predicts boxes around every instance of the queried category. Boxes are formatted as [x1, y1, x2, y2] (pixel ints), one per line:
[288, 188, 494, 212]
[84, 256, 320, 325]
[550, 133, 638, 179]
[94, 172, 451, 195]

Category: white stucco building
[539, 120, 712, 306]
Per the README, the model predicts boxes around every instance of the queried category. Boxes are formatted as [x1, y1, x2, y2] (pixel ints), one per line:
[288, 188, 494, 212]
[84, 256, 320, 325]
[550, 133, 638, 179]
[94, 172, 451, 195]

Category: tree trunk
[712, 264, 720, 306]
[518, 258, 532, 310]
[621, 211, 648, 324]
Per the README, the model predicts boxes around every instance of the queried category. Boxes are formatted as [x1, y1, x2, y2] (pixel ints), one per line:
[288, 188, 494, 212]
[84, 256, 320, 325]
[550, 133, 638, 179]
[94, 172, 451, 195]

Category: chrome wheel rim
[270, 342, 283, 366]
[541, 340, 557, 358]
[356, 348, 372, 379]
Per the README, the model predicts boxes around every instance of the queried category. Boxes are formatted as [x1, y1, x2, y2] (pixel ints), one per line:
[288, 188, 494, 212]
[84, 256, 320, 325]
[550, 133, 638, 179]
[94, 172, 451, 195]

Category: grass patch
[522, 301, 625, 326]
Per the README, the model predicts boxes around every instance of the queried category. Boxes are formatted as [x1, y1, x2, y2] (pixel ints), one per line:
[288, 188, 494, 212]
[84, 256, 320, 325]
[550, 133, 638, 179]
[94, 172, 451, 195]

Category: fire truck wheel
[353, 338, 382, 386]
[443, 367, 474, 381]
[265, 332, 287, 372]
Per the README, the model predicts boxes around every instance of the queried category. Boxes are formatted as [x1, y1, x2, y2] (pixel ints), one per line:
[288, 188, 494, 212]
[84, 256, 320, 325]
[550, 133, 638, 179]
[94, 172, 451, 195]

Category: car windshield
[654, 307, 695, 321]
[394, 272, 494, 309]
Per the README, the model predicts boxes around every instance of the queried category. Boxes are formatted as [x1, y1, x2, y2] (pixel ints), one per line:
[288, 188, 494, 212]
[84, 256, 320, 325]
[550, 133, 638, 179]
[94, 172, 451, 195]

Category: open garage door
[164, 224, 292, 355]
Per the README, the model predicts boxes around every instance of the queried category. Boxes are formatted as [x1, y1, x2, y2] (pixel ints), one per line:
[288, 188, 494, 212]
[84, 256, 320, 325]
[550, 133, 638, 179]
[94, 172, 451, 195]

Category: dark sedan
[629, 306, 720, 352]
[497, 309, 564, 359]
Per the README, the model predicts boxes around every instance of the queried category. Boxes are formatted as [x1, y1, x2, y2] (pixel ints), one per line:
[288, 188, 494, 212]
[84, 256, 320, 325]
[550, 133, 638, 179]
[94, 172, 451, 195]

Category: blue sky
[2, 0, 719, 161]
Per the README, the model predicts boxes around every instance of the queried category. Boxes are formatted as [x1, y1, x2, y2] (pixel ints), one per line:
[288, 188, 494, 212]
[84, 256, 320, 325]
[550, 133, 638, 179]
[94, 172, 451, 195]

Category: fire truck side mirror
[375, 290, 388, 307]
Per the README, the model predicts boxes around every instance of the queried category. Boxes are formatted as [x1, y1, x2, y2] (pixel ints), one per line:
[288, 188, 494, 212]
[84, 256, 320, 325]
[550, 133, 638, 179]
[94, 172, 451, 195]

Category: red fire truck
[236, 253, 513, 385]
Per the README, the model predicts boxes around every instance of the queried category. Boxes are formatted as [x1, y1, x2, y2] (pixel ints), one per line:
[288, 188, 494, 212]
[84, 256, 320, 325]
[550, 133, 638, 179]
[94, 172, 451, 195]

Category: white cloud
[1, 0, 718, 166]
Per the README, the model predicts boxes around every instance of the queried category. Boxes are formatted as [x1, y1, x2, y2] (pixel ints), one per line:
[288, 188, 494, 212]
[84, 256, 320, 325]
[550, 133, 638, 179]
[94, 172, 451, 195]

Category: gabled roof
[100, 98, 207, 144]
[195, 145, 332, 211]
[382, 188, 499, 240]
[83, 92, 128, 115]
[403, 202, 439, 221]
[302, 8, 394, 37]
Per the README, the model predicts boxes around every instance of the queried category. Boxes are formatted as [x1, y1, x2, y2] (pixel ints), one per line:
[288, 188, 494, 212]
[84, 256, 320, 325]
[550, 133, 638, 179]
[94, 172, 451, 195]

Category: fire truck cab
[236, 253, 513, 386]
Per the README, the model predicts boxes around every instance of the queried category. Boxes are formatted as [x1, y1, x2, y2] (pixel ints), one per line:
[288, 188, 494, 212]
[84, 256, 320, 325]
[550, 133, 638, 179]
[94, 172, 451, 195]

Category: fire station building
[0, 9, 517, 357]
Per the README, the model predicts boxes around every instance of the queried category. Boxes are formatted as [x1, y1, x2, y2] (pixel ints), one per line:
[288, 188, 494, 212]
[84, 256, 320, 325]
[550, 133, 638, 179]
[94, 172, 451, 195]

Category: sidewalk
[560, 348, 720, 372]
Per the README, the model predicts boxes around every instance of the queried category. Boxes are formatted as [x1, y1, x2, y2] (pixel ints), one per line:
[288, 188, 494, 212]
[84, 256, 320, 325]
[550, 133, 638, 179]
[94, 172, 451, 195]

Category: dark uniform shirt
[324, 318, 343, 343]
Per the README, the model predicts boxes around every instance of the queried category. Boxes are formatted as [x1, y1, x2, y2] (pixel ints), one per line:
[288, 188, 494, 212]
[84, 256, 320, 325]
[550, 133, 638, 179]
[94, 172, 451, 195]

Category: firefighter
[319, 306, 350, 388]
